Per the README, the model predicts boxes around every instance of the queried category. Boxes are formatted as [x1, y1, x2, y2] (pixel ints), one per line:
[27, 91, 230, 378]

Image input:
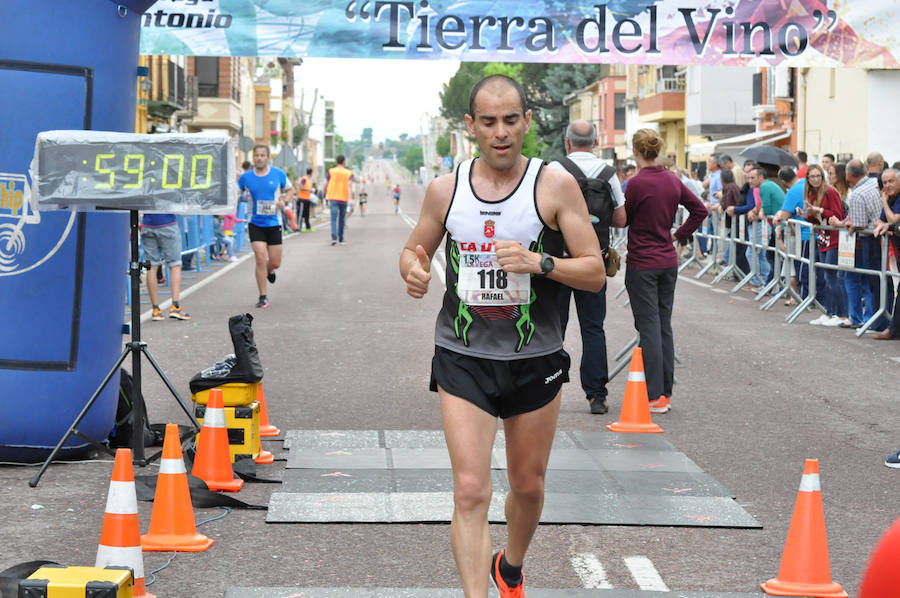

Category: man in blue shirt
[238, 144, 294, 308]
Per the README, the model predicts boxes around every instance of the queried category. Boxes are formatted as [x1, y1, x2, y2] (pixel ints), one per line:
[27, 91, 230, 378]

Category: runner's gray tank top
[434, 157, 565, 360]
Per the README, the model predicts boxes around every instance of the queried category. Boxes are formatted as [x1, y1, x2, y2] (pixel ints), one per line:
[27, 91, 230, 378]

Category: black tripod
[29, 210, 200, 487]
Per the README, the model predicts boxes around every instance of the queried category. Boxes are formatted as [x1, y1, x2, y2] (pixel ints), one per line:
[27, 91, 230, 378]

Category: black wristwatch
[539, 252, 555, 275]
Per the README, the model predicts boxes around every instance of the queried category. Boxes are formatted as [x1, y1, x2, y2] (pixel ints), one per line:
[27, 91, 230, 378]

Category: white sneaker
[821, 316, 844, 327]
[809, 314, 830, 325]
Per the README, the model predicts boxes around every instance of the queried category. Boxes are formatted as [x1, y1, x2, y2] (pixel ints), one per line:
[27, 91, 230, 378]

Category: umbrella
[739, 145, 798, 167]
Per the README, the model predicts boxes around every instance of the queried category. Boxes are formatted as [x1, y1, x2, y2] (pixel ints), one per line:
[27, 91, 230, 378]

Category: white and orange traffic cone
[96, 448, 155, 598]
[192, 388, 244, 492]
[761, 459, 847, 598]
[607, 348, 663, 434]
[256, 383, 280, 437]
[142, 423, 214, 552]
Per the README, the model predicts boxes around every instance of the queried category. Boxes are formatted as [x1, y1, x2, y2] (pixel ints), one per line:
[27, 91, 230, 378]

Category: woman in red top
[802, 164, 847, 324]
[624, 129, 707, 413]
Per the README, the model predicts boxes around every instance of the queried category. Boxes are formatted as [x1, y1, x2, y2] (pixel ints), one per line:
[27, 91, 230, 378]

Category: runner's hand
[494, 239, 539, 274]
[406, 245, 431, 298]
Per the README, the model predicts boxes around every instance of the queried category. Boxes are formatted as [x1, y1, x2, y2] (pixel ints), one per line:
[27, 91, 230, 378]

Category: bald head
[468, 74, 527, 118]
[565, 120, 596, 149]
[866, 151, 885, 173]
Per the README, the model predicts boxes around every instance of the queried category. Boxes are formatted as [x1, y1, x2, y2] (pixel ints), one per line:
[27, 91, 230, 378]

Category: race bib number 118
[457, 251, 530, 305]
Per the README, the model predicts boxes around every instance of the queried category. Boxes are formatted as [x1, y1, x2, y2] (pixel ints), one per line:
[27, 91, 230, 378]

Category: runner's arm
[496, 168, 605, 293]
[400, 174, 453, 298]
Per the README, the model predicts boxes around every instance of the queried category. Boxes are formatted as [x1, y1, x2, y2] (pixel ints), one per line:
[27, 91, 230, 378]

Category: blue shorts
[141, 223, 182, 267]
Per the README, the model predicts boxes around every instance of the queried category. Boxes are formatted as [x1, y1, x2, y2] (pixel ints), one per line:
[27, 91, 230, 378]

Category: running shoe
[649, 395, 671, 413]
[168, 305, 191, 320]
[267, 270, 276, 284]
[255, 298, 270, 308]
[151, 307, 164, 321]
[491, 551, 524, 598]
[821, 316, 844, 327]
[331, 240, 337, 246]
[809, 314, 830, 326]
[339, 241, 347, 246]
[885, 450, 900, 469]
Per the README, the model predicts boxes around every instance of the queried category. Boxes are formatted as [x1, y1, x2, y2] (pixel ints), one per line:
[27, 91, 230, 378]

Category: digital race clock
[32, 130, 238, 213]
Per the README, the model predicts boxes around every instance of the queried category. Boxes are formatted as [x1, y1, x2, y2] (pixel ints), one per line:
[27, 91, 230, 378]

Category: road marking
[624, 555, 670, 591]
[571, 553, 612, 589]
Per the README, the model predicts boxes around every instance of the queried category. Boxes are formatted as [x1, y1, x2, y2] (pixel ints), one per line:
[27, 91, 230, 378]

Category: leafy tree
[360, 127, 373, 148]
[401, 144, 424, 173]
[439, 62, 483, 129]
[435, 131, 451, 157]
[535, 64, 602, 160]
[335, 134, 345, 156]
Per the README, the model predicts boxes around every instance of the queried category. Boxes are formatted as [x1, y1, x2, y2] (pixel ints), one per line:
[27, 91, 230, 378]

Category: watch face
[542, 255, 554, 273]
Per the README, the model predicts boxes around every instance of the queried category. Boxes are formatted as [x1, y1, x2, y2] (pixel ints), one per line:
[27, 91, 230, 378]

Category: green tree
[335, 134, 345, 156]
[435, 131, 451, 157]
[401, 145, 423, 173]
[536, 64, 602, 160]
[360, 127, 373, 148]
[439, 62, 483, 129]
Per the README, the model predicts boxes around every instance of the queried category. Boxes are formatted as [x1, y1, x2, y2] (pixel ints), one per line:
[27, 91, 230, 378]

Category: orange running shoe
[649, 395, 671, 413]
[491, 550, 525, 598]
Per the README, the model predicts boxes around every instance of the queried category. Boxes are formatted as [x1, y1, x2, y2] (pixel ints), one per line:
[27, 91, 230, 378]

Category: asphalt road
[2, 159, 899, 597]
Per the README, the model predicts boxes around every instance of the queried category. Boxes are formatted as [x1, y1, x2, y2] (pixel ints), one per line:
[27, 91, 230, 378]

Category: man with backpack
[550, 120, 627, 414]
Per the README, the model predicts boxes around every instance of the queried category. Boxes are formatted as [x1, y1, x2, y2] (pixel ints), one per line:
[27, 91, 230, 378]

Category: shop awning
[687, 129, 792, 158]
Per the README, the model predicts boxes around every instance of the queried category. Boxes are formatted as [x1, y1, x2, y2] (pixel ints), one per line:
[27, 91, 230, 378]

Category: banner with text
[139, 1, 899, 67]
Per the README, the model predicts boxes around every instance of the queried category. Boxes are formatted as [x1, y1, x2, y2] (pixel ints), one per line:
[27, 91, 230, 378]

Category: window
[255, 105, 265, 138]
[195, 57, 218, 97]
[614, 93, 626, 130]
[752, 72, 763, 105]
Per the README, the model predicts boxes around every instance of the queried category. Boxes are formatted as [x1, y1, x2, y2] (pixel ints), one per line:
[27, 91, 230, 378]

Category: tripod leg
[141, 345, 201, 430]
[29, 346, 132, 487]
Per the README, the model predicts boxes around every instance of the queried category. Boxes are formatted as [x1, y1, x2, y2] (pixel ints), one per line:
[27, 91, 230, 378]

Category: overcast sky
[294, 58, 461, 143]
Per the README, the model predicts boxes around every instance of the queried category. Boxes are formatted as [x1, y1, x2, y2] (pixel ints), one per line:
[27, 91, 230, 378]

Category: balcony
[638, 79, 685, 124]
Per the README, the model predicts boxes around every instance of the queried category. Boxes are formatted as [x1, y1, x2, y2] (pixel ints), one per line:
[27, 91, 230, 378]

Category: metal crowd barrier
[676, 208, 897, 338]
[608, 209, 897, 381]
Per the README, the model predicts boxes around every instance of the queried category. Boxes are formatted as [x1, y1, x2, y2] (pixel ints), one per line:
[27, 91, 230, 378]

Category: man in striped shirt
[835, 159, 883, 328]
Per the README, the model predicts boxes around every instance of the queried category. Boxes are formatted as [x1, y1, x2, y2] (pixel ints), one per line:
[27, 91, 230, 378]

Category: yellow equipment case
[18, 565, 133, 598]
[191, 382, 258, 406]
[194, 401, 260, 462]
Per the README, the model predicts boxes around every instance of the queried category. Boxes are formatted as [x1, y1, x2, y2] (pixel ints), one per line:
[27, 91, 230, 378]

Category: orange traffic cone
[761, 459, 847, 597]
[192, 388, 244, 492]
[255, 433, 274, 464]
[142, 424, 214, 552]
[95, 449, 155, 598]
[607, 348, 663, 434]
[257, 383, 280, 437]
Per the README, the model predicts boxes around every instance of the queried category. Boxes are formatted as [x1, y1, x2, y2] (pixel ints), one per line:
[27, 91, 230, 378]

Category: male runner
[400, 75, 605, 598]
[238, 144, 294, 308]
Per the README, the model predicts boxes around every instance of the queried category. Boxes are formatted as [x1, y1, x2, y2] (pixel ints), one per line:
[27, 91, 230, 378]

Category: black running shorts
[429, 345, 570, 419]
[248, 223, 283, 245]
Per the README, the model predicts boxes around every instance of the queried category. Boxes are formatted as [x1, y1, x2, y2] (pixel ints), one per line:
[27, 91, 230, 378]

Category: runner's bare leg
[501, 392, 561, 567]
[440, 387, 498, 598]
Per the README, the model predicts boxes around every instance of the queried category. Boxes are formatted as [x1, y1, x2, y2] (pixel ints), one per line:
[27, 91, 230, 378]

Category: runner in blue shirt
[238, 144, 294, 308]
